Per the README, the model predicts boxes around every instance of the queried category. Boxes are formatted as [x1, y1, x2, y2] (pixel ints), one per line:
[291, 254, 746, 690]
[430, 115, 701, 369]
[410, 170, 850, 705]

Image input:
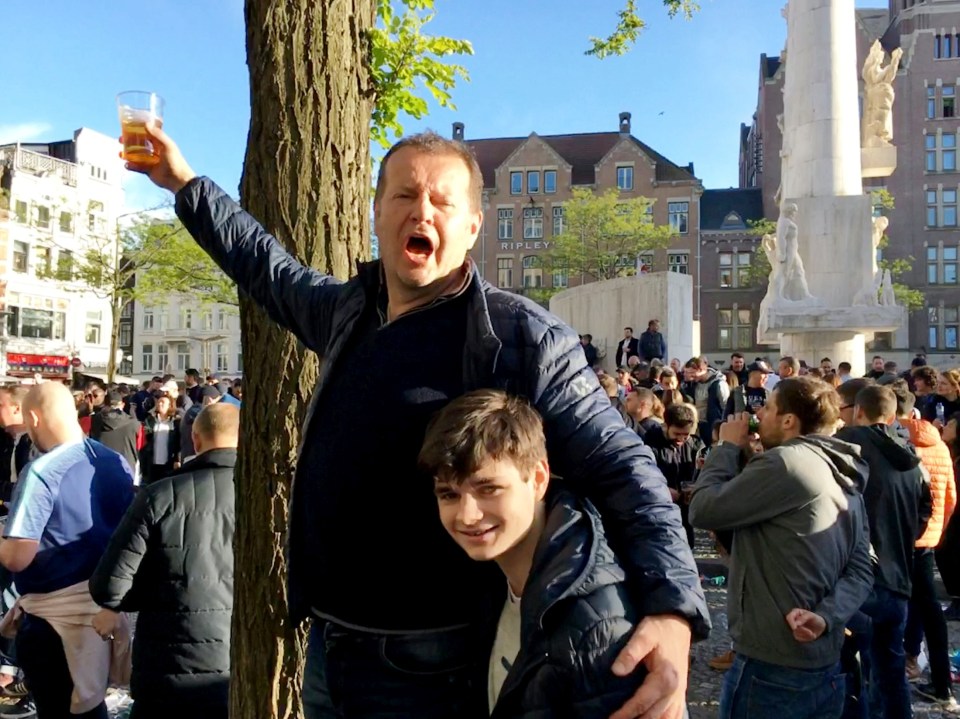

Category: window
[927, 135, 938, 171]
[638, 251, 654, 274]
[510, 171, 522, 195]
[926, 133, 956, 172]
[85, 310, 102, 344]
[497, 257, 514, 288]
[36, 206, 50, 229]
[200, 310, 213, 330]
[14, 201, 27, 223]
[929, 304, 960, 349]
[928, 87, 937, 119]
[216, 343, 230, 372]
[928, 190, 938, 226]
[944, 86, 955, 118]
[552, 206, 564, 236]
[143, 307, 155, 330]
[157, 344, 169, 372]
[718, 307, 753, 349]
[121, 301, 133, 319]
[180, 308, 193, 330]
[119, 325, 132, 347]
[718, 251, 751, 288]
[217, 310, 229, 331]
[527, 171, 540, 194]
[498, 209, 513, 240]
[521, 256, 542, 288]
[927, 188, 958, 226]
[120, 359, 133, 376]
[552, 267, 568, 288]
[34, 247, 51, 276]
[158, 306, 169, 331]
[3, 304, 65, 340]
[668, 202, 689, 233]
[12, 242, 28, 273]
[59, 211, 72, 233]
[544, 170, 557, 194]
[668, 252, 689, 274]
[617, 166, 634, 191]
[927, 245, 959, 284]
[937, 34, 954, 60]
[176, 343, 191, 371]
[200, 342, 212, 372]
[142, 344, 154, 372]
[522, 207, 543, 239]
[945, 189, 957, 226]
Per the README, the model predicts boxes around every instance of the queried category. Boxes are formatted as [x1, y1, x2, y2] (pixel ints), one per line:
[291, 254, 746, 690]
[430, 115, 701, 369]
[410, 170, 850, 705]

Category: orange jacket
[902, 418, 957, 548]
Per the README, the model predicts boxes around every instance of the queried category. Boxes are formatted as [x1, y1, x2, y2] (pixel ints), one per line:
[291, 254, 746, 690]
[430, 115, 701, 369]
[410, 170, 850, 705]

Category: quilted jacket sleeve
[528, 320, 710, 638]
[175, 177, 343, 354]
[89, 487, 155, 612]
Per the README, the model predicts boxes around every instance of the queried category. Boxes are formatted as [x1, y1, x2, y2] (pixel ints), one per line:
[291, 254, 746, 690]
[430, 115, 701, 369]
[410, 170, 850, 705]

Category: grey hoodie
[689, 435, 873, 669]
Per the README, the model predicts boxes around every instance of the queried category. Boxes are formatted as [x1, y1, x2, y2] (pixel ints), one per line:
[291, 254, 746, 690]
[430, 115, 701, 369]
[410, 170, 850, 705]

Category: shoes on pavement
[0, 698, 36, 719]
[914, 683, 960, 713]
[708, 649, 735, 671]
[905, 655, 922, 682]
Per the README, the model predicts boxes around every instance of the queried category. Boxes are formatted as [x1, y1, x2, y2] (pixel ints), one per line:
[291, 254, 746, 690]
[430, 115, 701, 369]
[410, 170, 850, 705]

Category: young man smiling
[421, 390, 642, 718]
[127, 121, 708, 719]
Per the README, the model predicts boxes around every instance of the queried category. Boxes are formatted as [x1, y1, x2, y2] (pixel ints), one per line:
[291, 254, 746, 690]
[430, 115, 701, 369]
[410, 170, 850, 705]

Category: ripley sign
[499, 241, 551, 251]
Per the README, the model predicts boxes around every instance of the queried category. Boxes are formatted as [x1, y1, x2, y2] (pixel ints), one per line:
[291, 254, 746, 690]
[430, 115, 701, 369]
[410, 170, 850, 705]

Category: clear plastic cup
[116, 91, 164, 165]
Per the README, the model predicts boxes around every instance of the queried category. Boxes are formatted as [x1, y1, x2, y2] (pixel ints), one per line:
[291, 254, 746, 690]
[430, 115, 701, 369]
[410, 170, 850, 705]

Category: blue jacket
[174, 177, 710, 637]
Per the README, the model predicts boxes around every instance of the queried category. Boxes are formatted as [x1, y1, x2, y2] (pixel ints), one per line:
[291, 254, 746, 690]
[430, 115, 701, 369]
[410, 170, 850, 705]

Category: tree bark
[231, 1, 374, 717]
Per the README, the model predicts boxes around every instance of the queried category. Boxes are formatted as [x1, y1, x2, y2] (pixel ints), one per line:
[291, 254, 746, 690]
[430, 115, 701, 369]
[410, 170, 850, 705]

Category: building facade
[461, 113, 704, 319]
[0, 128, 125, 380]
[134, 297, 242, 380]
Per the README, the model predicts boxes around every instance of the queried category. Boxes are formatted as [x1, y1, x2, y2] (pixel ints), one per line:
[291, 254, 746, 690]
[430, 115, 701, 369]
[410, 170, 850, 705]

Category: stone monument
[757, 0, 905, 376]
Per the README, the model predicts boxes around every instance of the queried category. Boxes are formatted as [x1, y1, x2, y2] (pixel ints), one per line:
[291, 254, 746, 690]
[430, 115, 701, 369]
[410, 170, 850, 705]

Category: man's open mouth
[405, 235, 434, 256]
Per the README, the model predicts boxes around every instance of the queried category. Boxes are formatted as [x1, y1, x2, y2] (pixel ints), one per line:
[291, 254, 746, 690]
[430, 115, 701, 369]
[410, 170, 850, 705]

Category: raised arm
[127, 122, 343, 354]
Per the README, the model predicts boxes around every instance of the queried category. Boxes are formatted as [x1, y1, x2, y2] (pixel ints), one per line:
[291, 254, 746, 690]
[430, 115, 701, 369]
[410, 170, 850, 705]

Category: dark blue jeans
[904, 548, 953, 697]
[303, 620, 489, 719]
[720, 654, 845, 719]
[859, 586, 912, 719]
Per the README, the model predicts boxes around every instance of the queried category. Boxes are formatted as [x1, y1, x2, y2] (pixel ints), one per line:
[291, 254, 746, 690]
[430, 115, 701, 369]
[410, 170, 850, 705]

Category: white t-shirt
[152, 420, 173, 465]
[487, 585, 522, 714]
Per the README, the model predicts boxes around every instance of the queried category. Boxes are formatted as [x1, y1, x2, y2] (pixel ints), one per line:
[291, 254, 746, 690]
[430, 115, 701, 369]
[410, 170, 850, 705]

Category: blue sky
[1, 0, 884, 210]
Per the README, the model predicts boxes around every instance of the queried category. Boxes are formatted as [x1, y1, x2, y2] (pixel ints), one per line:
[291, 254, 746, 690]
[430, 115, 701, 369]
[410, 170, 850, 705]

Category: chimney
[619, 112, 631, 136]
[452, 122, 465, 141]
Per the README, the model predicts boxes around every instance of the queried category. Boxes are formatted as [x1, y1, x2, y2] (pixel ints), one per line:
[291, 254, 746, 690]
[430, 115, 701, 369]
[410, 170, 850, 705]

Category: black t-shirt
[302, 288, 500, 630]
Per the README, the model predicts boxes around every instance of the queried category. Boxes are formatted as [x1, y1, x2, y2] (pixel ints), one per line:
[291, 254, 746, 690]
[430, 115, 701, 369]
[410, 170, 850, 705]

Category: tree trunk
[106, 294, 123, 382]
[231, 1, 374, 717]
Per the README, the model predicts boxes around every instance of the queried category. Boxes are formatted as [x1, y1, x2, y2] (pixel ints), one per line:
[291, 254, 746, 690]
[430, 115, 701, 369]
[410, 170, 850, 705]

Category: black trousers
[16, 613, 108, 719]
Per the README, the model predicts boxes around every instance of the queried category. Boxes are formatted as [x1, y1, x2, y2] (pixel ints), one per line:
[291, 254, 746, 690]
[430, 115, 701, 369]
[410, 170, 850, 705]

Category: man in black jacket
[836, 385, 930, 718]
[90, 390, 141, 480]
[90, 403, 239, 719]
[615, 327, 641, 368]
[127, 122, 708, 719]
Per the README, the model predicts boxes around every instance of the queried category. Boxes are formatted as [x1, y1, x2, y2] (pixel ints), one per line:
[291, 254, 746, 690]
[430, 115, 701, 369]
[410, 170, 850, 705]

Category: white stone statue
[880, 269, 897, 306]
[852, 270, 882, 306]
[776, 203, 815, 302]
[761, 233, 785, 300]
[871, 215, 888, 274]
[862, 41, 904, 148]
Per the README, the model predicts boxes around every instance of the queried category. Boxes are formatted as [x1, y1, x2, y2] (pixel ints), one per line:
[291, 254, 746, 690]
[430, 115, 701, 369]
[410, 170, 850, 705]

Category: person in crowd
[940, 412, 960, 622]
[90, 389, 142, 485]
[222, 379, 242, 407]
[690, 377, 874, 719]
[729, 353, 748, 387]
[721, 371, 739, 392]
[723, 361, 771, 419]
[0, 382, 134, 719]
[670, 357, 683, 374]
[837, 362, 853, 384]
[836, 385, 929, 718]
[615, 367, 634, 400]
[891, 384, 959, 711]
[180, 385, 223, 464]
[683, 356, 729, 447]
[911, 366, 940, 421]
[624, 387, 660, 439]
[0, 387, 33, 511]
[820, 358, 833, 373]
[130, 378, 161, 423]
[865, 356, 886, 380]
[931, 369, 960, 428]
[129, 121, 709, 718]
[140, 393, 181, 484]
[638, 319, 667, 362]
[183, 369, 204, 406]
[615, 327, 640, 368]
[419, 391, 643, 717]
[643, 404, 703, 548]
[90, 404, 240, 719]
[579, 334, 598, 368]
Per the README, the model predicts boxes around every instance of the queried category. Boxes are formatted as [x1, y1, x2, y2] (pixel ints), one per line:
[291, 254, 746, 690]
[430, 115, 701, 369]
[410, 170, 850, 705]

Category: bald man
[0, 381, 135, 719]
[90, 403, 239, 719]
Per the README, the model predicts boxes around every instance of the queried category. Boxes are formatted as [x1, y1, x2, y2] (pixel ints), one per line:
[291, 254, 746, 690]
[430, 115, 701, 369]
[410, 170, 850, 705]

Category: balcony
[159, 327, 230, 343]
[0, 146, 78, 187]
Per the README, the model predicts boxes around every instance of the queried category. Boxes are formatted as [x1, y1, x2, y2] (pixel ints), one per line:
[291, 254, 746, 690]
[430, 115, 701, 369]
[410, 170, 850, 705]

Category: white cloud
[0, 122, 53, 145]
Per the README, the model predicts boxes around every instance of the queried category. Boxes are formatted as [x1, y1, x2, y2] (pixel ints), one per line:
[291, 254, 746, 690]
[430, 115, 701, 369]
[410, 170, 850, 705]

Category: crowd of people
[599, 340, 960, 717]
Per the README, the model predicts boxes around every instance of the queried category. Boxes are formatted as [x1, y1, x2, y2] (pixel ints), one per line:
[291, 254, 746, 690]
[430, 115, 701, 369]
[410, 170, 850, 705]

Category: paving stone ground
[690, 531, 960, 718]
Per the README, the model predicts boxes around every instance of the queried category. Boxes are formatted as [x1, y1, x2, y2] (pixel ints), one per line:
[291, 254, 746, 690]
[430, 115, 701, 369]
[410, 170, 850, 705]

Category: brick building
[461, 113, 703, 311]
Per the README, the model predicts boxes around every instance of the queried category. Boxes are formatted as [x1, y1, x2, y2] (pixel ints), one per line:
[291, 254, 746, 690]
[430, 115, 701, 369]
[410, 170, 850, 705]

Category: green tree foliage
[369, 0, 473, 149]
[540, 188, 673, 282]
[586, 0, 700, 58]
